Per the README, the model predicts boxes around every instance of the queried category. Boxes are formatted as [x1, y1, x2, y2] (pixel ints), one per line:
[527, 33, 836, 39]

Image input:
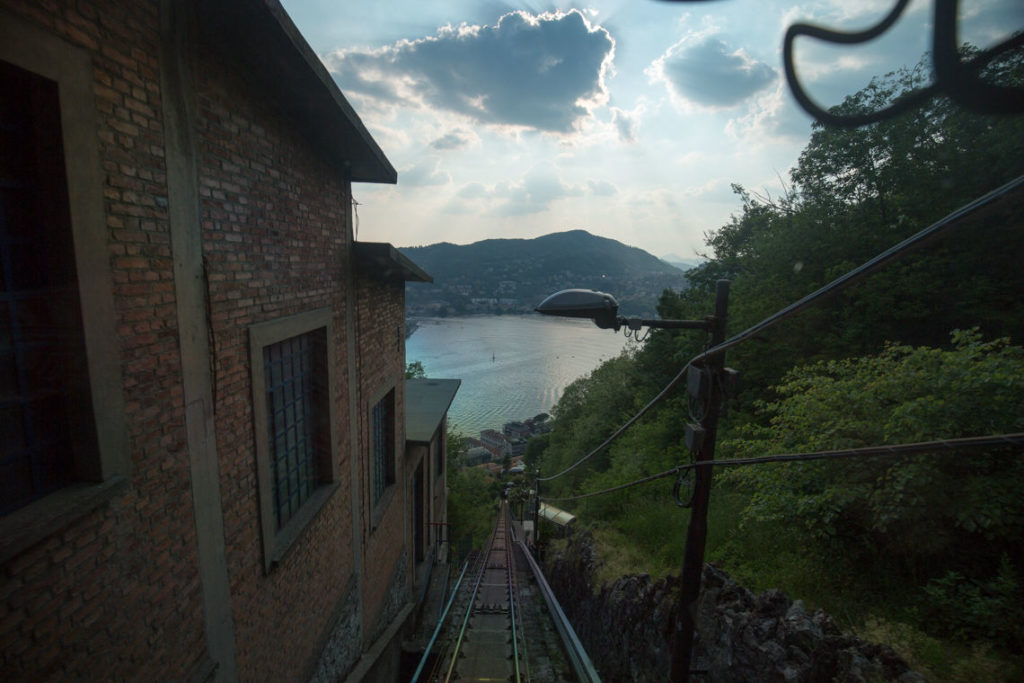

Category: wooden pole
[670, 279, 730, 681]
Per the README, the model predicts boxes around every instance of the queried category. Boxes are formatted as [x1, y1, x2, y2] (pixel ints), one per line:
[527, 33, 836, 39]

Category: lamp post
[535, 288, 713, 332]
[536, 282, 731, 682]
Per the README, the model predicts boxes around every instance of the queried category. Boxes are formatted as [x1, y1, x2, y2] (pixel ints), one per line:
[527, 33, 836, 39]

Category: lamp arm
[626, 317, 714, 331]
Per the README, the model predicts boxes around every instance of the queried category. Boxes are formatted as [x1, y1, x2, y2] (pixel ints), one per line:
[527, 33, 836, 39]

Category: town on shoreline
[458, 413, 551, 476]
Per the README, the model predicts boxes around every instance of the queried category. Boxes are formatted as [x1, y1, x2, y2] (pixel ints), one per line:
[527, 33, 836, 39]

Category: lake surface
[406, 315, 634, 437]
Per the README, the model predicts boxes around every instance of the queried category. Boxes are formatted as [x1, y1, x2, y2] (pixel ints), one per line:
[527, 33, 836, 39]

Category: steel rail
[509, 517, 532, 682]
[505, 507, 521, 683]
[443, 519, 499, 683]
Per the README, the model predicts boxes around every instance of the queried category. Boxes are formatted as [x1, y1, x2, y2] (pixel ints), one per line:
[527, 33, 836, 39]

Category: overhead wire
[539, 433, 1024, 503]
[689, 173, 1024, 366]
[537, 173, 1024, 484]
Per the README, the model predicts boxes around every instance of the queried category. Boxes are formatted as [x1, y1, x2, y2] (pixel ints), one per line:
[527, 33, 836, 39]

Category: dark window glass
[263, 329, 327, 528]
[371, 389, 395, 505]
[1, 60, 95, 514]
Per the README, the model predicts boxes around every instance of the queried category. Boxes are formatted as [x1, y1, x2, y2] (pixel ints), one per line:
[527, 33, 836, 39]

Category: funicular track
[414, 503, 599, 682]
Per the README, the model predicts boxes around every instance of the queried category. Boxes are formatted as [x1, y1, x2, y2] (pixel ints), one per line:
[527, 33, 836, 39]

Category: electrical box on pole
[671, 279, 730, 681]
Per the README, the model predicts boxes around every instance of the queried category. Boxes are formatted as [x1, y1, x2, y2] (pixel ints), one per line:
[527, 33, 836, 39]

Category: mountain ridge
[400, 229, 689, 317]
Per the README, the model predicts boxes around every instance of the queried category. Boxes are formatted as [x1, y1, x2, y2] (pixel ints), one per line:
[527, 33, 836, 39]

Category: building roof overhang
[355, 242, 433, 283]
[199, 0, 396, 184]
[405, 379, 462, 444]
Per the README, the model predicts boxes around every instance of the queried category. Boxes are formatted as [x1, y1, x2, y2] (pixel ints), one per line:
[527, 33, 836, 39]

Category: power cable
[692, 173, 1024, 365]
[539, 432, 1024, 503]
[693, 432, 1024, 469]
[537, 173, 1024, 483]
[541, 465, 681, 502]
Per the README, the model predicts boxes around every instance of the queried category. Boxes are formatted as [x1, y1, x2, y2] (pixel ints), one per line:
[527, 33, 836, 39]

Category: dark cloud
[327, 10, 614, 133]
[431, 129, 475, 150]
[655, 35, 776, 108]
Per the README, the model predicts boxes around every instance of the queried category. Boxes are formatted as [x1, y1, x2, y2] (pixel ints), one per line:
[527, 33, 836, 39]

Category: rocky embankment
[541, 531, 925, 682]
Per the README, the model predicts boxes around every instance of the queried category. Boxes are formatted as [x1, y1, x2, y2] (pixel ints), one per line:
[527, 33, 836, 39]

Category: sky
[280, 0, 1022, 260]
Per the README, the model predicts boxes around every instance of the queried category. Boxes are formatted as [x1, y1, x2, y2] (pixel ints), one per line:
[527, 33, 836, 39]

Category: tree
[405, 360, 426, 379]
[724, 330, 1024, 577]
[445, 423, 494, 550]
[523, 433, 550, 470]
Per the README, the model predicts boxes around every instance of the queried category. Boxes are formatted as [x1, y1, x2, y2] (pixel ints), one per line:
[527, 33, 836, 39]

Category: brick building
[403, 378, 461, 586]
[0, 0, 453, 679]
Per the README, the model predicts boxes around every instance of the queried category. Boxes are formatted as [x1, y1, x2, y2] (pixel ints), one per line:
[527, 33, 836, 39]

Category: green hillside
[401, 229, 687, 317]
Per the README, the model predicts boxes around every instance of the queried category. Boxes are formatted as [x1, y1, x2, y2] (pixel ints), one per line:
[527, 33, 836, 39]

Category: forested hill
[521, 49, 1024, 676]
[400, 229, 688, 317]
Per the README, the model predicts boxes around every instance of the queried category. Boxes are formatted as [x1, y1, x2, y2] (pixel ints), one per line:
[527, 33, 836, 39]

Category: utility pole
[670, 279, 730, 681]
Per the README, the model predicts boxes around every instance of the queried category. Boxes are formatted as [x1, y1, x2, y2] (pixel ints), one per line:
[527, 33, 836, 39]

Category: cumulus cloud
[648, 34, 776, 109]
[588, 179, 617, 196]
[457, 183, 487, 199]
[495, 167, 584, 215]
[725, 80, 814, 145]
[325, 10, 615, 133]
[431, 128, 477, 150]
[610, 107, 637, 143]
[400, 159, 451, 187]
[445, 168, 584, 216]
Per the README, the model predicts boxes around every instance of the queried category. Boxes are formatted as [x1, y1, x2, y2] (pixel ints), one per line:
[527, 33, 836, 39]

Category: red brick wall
[1, 1, 404, 679]
[354, 275, 410, 636]
[191, 33, 360, 679]
[0, 0, 207, 677]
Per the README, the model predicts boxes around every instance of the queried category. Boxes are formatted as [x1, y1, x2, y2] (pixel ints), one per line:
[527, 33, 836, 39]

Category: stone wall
[542, 531, 925, 682]
[310, 577, 362, 683]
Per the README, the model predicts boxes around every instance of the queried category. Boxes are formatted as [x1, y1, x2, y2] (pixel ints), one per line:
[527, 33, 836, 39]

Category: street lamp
[535, 282, 732, 683]
[535, 288, 714, 332]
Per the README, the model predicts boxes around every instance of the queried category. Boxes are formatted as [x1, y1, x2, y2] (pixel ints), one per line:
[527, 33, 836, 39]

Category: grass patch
[590, 524, 658, 587]
[571, 481, 1023, 680]
[858, 617, 1022, 683]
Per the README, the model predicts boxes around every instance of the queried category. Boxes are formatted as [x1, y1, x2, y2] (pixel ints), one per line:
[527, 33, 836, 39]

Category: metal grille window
[263, 329, 327, 529]
[250, 309, 335, 571]
[1, 60, 96, 514]
[371, 389, 395, 505]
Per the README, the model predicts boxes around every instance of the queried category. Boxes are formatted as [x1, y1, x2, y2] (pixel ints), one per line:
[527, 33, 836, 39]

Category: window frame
[0, 12, 129, 564]
[435, 418, 446, 481]
[368, 383, 398, 527]
[250, 308, 339, 573]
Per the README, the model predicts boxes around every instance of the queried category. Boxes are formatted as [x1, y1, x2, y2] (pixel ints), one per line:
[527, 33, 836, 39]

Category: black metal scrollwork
[660, 0, 1024, 126]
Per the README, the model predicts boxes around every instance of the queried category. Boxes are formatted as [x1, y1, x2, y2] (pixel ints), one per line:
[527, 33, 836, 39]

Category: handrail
[409, 558, 470, 683]
[517, 538, 602, 682]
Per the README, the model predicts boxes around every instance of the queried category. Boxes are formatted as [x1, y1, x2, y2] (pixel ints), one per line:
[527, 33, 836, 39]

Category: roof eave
[355, 242, 433, 283]
[200, 0, 397, 184]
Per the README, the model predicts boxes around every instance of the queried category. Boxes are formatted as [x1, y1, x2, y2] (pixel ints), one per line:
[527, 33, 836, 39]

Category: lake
[405, 315, 634, 437]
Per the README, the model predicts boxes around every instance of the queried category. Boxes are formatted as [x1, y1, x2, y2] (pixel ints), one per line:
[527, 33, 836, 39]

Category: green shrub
[921, 556, 1023, 648]
[725, 330, 1024, 575]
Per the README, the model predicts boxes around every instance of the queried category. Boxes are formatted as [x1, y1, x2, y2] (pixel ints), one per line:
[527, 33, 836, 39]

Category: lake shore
[405, 315, 632, 436]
